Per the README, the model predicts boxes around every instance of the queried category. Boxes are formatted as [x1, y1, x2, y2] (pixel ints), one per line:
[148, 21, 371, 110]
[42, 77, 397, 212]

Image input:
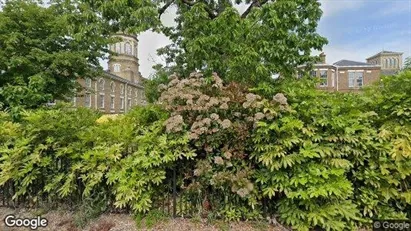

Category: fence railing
[0, 167, 274, 219]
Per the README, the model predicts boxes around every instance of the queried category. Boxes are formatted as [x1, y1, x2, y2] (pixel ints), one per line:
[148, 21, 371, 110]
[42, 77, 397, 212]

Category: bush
[0, 105, 194, 213]
[1, 71, 410, 230]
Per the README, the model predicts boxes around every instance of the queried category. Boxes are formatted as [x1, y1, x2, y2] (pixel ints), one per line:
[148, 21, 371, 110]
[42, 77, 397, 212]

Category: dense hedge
[0, 71, 410, 230]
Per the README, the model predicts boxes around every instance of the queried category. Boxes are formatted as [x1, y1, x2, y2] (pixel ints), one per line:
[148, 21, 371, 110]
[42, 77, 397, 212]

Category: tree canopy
[155, 0, 328, 85]
[0, 0, 328, 108]
[0, 0, 157, 113]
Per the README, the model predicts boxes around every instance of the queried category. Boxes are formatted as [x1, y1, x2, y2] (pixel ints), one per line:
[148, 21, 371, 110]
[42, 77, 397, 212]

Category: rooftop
[333, 60, 375, 67]
[366, 50, 403, 60]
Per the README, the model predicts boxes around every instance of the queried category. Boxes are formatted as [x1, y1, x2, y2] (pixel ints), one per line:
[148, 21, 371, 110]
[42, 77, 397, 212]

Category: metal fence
[0, 167, 274, 219]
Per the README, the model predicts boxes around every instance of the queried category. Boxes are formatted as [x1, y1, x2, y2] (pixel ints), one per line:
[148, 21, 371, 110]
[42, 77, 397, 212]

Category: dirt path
[0, 207, 285, 231]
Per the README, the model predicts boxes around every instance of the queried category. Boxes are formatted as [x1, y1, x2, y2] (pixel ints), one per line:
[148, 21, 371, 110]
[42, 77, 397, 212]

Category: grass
[134, 209, 170, 229]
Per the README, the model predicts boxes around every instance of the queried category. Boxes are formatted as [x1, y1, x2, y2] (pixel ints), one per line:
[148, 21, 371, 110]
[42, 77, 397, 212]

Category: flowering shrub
[158, 71, 411, 229]
[157, 72, 292, 220]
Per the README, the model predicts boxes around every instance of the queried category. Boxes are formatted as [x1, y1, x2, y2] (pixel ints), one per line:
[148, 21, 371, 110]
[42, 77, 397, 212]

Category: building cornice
[103, 71, 144, 89]
[113, 33, 138, 41]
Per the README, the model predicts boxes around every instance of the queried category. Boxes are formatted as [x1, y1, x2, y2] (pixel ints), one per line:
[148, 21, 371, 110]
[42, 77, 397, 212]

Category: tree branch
[180, 0, 217, 19]
[241, 0, 270, 18]
[158, 0, 176, 18]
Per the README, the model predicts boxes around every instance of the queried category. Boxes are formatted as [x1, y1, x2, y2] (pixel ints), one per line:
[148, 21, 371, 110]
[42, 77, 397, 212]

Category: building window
[110, 81, 115, 93]
[128, 98, 131, 109]
[393, 58, 397, 68]
[320, 70, 327, 87]
[348, 71, 363, 88]
[310, 70, 317, 77]
[385, 59, 388, 68]
[116, 43, 121, 53]
[85, 94, 91, 108]
[120, 84, 124, 95]
[85, 78, 91, 88]
[99, 94, 105, 108]
[110, 96, 115, 110]
[349, 72, 355, 88]
[356, 72, 363, 87]
[98, 78, 105, 91]
[120, 97, 125, 110]
[128, 86, 132, 96]
[125, 42, 132, 55]
[113, 64, 121, 72]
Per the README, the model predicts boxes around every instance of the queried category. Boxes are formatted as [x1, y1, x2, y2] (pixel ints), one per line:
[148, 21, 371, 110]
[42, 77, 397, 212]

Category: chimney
[319, 52, 326, 64]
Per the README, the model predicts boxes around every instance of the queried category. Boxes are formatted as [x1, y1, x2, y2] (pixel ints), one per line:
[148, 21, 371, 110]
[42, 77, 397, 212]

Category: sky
[107, 0, 411, 78]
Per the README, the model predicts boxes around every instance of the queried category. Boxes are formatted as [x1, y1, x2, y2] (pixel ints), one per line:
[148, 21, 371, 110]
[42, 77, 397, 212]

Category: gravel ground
[0, 207, 286, 231]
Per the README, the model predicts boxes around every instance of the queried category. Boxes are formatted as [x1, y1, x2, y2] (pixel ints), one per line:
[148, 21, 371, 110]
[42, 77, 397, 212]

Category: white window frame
[99, 93, 105, 109]
[98, 78, 105, 91]
[120, 97, 125, 110]
[128, 98, 132, 109]
[125, 42, 132, 55]
[348, 70, 364, 88]
[110, 95, 115, 111]
[113, 64, 121, 72]
[85, 93, 91, 108]
[85, 78, 92, 88]
[356, 72, 363, 88]
[310, 70, 317, 77]
[110, 81, 115, 93]
[319, 70, 328, 87]
[128, 86, 132, 96]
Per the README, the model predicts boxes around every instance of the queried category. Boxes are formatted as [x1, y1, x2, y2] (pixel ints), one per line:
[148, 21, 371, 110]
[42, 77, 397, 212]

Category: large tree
[155, 0, 328, 85]
[0, 0, 157, 113]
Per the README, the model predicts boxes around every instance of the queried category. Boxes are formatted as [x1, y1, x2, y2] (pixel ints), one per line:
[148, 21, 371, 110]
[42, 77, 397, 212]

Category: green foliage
[156, 0, 327, 85]
[0, 104, 194, 213]
[1, 71, 411, 230]
[0, 0, 112, 113]
[403, 57, 411, 71]
[144, 67, 171, 103]
[73, 192, 109, 228]
[134, 209, 169, 229]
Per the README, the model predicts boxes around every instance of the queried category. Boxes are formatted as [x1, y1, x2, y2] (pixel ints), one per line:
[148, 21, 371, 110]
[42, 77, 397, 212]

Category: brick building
[72, 33, 146, 114]
[298, 52, 382, 92]
[366, 50, 403, 76]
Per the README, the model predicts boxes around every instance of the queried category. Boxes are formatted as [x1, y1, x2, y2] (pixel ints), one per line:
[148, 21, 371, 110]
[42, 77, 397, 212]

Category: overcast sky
[102, 0, 411, 78]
